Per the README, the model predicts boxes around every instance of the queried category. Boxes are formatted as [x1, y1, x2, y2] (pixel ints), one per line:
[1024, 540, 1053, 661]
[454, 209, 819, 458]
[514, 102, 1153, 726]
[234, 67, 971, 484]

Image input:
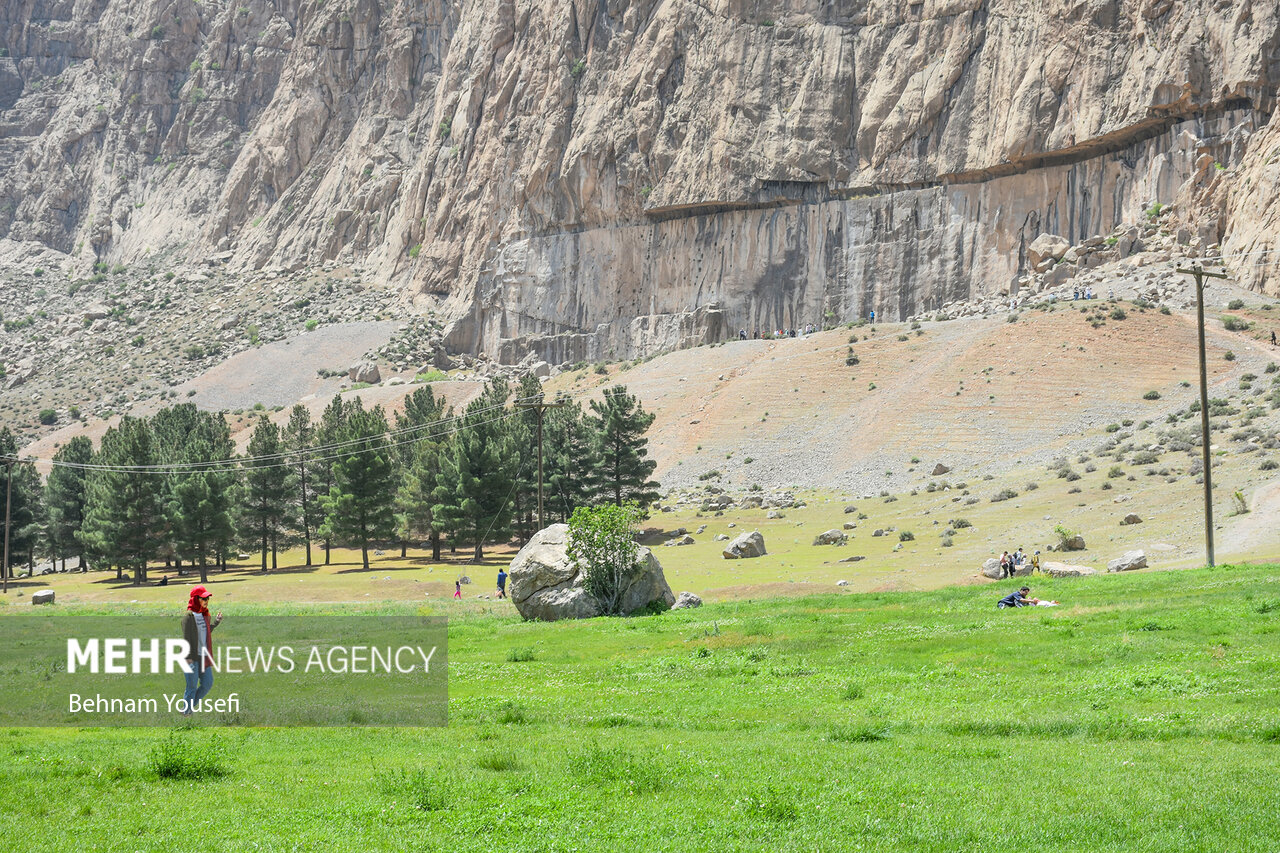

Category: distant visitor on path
[1272, 330, 1277, 346]
[180, 586, 222, 715]
[999, 551, 1013, 579]
[496, 569, 508, 599]
[1030, 550, 1041, 574]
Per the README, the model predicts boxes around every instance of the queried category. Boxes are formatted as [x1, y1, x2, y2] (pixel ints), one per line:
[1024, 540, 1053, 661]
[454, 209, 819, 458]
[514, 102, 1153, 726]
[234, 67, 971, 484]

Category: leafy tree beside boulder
[567, 502, 645, 616]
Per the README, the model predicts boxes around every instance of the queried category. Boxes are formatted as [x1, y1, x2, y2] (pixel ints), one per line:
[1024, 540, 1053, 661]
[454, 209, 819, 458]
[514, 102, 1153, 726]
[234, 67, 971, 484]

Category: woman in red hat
[180, 585, 223, 714]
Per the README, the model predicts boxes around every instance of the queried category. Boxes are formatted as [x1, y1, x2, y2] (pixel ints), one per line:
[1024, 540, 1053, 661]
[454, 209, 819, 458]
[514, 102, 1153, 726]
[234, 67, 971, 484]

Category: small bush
[1266, 363, 1278, 374]
[1110, 307, 1127, 321]
[1224, 351, 1236, 361]
[827, 723, 890, 743]
[505, 647, 537, 663]
[1143, 390, 1161, 400]
[149, 731, 229, 780]
[1053, 525, 1077, 548]
[898, 530, 914, 542]
[990, 488, 1018, 503]
[38, 409, 57, 425]
[951, 518, 972, 529]
[1222, 316, 1249, 332]
[1227, 299, 1245, 310]
[1108, 465, 1124, 478]
[1260, 459, 1279, 471]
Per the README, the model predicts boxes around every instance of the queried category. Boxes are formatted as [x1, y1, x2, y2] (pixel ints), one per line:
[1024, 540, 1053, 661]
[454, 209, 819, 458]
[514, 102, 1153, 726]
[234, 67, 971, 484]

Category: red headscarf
[187, 585, 212, 614]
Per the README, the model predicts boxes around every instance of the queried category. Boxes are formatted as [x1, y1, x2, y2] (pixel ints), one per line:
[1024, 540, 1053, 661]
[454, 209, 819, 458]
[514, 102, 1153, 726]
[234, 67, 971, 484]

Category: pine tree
[79, 417, 163, 585]
[589, 385, 660, 511]
[319, 399, 397, 571]
[434, 380, 514, 561]
[544, 395, 599, 523]
[150, 404, 204, 572]
[1, 428, 41, 580]
[167, 411, 235, 584]
[239, 416, 296, 571]
[45, 436, 93, 571]
[283, 405, 319, 566]
[506, 374, 541, 540]
[394, 388, 449, 560]
[313, 396, 349, 565]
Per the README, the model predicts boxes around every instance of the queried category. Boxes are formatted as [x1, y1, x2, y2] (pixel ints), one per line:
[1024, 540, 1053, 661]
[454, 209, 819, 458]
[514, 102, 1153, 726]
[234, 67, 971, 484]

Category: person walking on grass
[496, 569, 508, 599]
[180, 585, 222, 715]
[1030, 550, 1042, 574]
[999, 551, 1012, 579]
[454, 579, 462, 600]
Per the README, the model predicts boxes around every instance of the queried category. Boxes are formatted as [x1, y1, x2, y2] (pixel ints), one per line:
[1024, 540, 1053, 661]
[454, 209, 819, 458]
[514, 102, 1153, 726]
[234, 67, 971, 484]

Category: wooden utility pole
[1176, 264, 1229, 568]
[514, 397, 567, 531]
[2, 456, 13, 594]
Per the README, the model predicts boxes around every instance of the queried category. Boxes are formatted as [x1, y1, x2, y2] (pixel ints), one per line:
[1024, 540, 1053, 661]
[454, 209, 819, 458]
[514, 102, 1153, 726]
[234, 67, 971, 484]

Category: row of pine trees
[0, 377, 661, 585]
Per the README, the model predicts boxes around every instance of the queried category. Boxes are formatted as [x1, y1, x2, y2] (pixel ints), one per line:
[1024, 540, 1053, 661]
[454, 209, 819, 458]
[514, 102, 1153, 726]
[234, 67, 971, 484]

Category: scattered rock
[872, 529, 886, 537]
[458, 575, 472, 585]
[722, 530, 766, 559]
[843, 505, 858, 514]
[1028, 233, 1071, 267]
[713, 533, 729, 541]
[664, 534, 696, 546]
[31, 589, 56, 605]
[1107, 550, 1147, 573]
[842, 522, 857, 530]
[838, 555, 866, 563]
[836, 580, 850, 587]
[672, 591, 702, 609]
[980, 558, 1004, 579]
[1061, 534, 1087, 551]
[1120, 513, 1143, 526]
[812, 529, 848, 546]
[348, 361, 381, 384]
[767, 510, 784, 519]
[931, 463, 952, 476]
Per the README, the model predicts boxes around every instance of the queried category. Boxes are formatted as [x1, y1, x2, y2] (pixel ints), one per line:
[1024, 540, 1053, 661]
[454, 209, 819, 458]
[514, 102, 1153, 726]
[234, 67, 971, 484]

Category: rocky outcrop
[1, 0, 1277, 366]
[1041, 562, 1098, 578]
[671, 591, 702, 609]
[722, 530, 766, 560]
[1107, 551, 1148, 573]
[812, 529, 848, 546]
[507, 524, 674, 620]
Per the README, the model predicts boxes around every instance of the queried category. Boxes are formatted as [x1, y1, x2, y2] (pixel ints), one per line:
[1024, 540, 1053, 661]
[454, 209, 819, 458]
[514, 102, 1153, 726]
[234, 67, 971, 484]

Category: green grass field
[2, 564, 1279, 851]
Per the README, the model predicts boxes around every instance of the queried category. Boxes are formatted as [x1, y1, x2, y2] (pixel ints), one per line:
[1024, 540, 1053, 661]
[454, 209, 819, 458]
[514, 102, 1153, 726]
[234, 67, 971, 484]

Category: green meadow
[2, 564, 1279, 851]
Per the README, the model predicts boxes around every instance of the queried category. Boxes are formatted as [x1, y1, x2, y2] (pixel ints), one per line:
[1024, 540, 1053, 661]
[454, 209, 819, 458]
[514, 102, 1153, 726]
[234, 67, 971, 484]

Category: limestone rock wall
[1, 0, 1278, 360]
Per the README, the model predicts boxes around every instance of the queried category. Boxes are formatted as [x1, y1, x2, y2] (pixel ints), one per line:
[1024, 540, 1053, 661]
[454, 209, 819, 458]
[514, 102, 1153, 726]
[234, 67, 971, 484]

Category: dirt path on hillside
[1219, 480, 1280, 557]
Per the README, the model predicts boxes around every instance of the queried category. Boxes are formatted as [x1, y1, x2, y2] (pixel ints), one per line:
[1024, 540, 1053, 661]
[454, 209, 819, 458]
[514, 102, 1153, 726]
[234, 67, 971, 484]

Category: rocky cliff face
[1, 0, 1278, 362]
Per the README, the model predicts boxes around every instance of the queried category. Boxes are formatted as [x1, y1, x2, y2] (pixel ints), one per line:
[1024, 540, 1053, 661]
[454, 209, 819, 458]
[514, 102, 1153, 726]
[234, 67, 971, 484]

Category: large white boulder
[1107, 551, 1147, 573]
[1041, 562, 1098, 578]
[508, 524, 675, 621]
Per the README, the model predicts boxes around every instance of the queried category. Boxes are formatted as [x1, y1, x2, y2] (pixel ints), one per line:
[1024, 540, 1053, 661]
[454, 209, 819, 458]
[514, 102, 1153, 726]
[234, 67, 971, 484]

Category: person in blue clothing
[997, 586, 1037, 609]
[496, 569, 508, 599]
